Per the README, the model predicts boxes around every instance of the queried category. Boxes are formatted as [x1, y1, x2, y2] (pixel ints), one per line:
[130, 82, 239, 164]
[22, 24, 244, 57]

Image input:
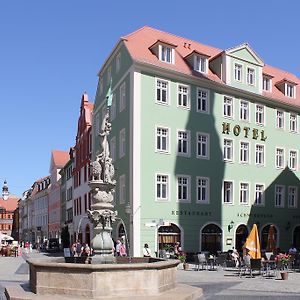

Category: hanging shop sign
[222, 122, 267, 141]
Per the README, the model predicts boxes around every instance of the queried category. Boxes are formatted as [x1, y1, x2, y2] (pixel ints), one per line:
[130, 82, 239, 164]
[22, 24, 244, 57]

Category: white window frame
[176, 175, 190, 203]
[156, 174, 169, 202]
[197, 88, 210, 114]
[263, 76, 272, 92]
[276, 110, 284, 129]
[223, 181, 233, 204]
[196, 177, 210, 204]
[177, 130, 190, 157]
[240, 141, 250, 164]
[196, 132, 209, 159]
[240, 182, 249, 205]
[119, 128, 126, 158]
[223, 138, 233, 162]
[289, 149, 298, 171]
[240, 100, 250, 122]
[288, 186, 298, 208]
[156, 126, 170, 153]
[285, 83, 295, 98]
[177, 83, 190, 109]
[159, 44, 174, 64]
[255, 144, 265, 166]
[110, 93, 116, 120]
[275, 147, 284, 169]
[247, 67, 255, 85]
[194, 55, 207, 73]
[275, 185, 285, 207]
[255, 104, 265, 126]
[254, 183, 265, 206]
[234, 63, 242, 82]
[119, 174, 126, 204]
[289, 113, 298, 133]
[119, 82, 126, 112]
[156, 78, 169, 105]
[110, 136, 116, 162]
[223, 96, 233, 118]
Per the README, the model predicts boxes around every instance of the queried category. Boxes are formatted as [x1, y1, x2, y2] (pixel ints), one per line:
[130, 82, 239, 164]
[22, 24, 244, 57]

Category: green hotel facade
[92, 26, 300, 256]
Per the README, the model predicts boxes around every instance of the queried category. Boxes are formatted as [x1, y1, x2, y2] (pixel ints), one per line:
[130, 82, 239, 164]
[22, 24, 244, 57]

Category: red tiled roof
[51, 150, 69, 167]
[122, 26, 300, 108]
[0, 196, 18, 211]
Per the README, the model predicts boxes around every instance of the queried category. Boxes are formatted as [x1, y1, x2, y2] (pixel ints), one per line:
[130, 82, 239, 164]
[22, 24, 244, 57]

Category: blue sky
[1, 1, 299, 197]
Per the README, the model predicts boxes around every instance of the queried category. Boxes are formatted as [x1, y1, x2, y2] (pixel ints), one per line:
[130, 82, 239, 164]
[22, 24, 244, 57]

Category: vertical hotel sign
[222, 122, 267, 141]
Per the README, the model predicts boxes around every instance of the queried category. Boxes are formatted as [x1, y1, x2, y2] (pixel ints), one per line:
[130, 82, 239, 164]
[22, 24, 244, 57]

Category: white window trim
[155, 173, 170, 202]
[177, 83, 190, 110]
[119, 82, 126, 112]
[193, 55, 208, 74]
[239, 181, 250, 206]
[263, 76, 272, 92]
[275, 184, 285, 208]
[196, 176, 210, 204]
[223, 180, 234, 205]
[110, 136, 116, 162]
[158, 44, 175, 64]
[116, 52, 121, 73]
[255, 104, 265, 126]
[285, 83, 296, 99]
[155, 125, 170, 154]
[155, 77, 170, 106]
[119, 128, 126, 158]
[196, 132, 210, 160]
[253, 183, 265, 206]
[275, 147, 285, 169]
[234, 63, 243, 82]
[110, 93, 116, 121]
[223, 96, 234, 119]
[196, 87, 210, 114]
[289, 149, 298, 171]
[276, 110, 285, 130]
[289, 113, 298, 133]
[255, 143, 265, 167]
[223, 138, 234, 162]
[239, 99, 250, 122]
[119, 174, 126, 204]
[176, 175, 191, 203]
[247, 67, 255, 86]
[177, 129, 191, 157]
[288, 186, 298, 208]
[239, 140, 250, 164]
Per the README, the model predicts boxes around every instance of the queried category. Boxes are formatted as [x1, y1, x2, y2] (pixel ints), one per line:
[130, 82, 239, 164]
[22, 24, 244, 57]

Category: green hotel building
[92, 26, 300, 256]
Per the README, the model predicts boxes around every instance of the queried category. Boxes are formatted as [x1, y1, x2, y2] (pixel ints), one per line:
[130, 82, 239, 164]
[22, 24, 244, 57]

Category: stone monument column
[88, 90, 117, 263]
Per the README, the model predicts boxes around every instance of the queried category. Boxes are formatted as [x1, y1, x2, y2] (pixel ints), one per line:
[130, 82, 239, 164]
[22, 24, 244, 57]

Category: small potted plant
[275, 253, 291, 280]
[178, 253, 188, 270]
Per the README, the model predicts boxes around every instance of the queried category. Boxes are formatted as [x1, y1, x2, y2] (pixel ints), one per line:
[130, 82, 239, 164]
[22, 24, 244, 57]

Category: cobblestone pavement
[1, 252, 300, 299]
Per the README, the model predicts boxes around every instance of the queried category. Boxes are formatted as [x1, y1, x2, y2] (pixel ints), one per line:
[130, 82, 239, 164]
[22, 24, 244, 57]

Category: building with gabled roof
[92, 26, 300, 256]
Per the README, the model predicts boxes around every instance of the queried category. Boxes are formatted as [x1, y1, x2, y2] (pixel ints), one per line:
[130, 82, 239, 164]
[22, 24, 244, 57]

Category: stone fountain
[5, 98, 202, 300]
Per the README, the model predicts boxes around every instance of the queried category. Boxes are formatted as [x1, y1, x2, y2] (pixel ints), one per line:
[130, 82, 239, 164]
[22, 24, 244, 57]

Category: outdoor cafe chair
[197, 253, 208, 270]
[249, 258, 262, 277]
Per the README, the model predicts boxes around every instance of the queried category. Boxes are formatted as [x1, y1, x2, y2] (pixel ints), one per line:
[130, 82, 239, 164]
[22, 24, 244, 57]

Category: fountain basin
[19, 257, 201, 299]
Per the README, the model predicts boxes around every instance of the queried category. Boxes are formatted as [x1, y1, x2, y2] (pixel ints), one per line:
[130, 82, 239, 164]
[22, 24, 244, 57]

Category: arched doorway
[235, 224, 248, 253]
[158, 223, 181, 255]
[293, 226, 300, 249]
[118, 223, 125, 239]
[85, 224, 90, 246]
[201, 224, 222, 255]
[261, 224, 277, 250]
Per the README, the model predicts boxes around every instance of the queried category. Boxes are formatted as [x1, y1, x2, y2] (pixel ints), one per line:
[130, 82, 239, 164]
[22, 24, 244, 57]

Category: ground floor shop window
[235, 224, 248, 253]
[158, 223, 181, 257]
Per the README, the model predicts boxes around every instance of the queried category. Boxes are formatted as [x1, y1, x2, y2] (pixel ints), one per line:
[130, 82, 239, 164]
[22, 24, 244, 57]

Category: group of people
[115, 238, 127, 256]
[71, 241, 92, 257]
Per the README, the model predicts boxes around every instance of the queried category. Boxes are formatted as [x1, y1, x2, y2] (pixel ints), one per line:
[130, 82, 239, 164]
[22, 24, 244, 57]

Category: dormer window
[247, 67, 255, 85]
[286, 83, 295, 98]
[159, 44, 174, 64]
[194, 55, 207, 73]
[263, 76, 272, 92]
[234, 64, 242, 81]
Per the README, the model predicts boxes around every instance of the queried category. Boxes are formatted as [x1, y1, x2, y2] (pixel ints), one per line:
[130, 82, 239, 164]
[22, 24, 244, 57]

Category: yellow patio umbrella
[266, 225, 276, 252]
[244, 224, 261, 259]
